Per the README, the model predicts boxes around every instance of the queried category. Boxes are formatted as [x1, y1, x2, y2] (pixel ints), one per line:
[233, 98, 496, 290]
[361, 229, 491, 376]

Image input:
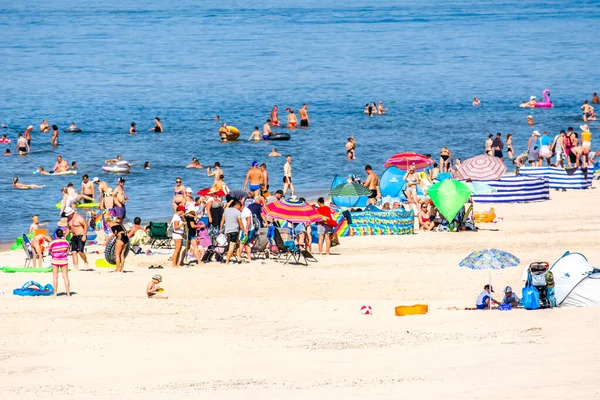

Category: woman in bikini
[439, 147, 452, 172]
[418, 203, 435, 231]
[12, 177, 44, 189]
[287, 109, 298, 128]
[172, 177, 186, 212]
[506, 134, 514, 159]
[403, 164, 421, 211]
[107, 217, 129, 273]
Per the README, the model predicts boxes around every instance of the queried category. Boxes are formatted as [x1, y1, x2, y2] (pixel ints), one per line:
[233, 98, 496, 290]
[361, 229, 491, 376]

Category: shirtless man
[593, 93, 600, 105]
[207, 162, 223, 185]
[377, 101, 387, 115]
[263, 119, 272, 139]
[299, 104, 309, 127]
[363, 165, 380, 205]
[527, 96, 537, 107]
[64, 207, 89, 270]
[581, 100, 595, 122]
[283, 155, 294, 197]
[25, 125, 33, 146]
[53, 155, 69, 172]
[260, 163, 269, 190]
[40, 119, 50, 132]
[270, 106, 280, 127]
[268, 147, 282, 157]
[244, 161, 263, 192]
[113, 177, 129, 220]
[93, 178, 110, 209]
[81, 174, 95, 202]
[571, 146, 591, 168]
[248, 127, 262, 141]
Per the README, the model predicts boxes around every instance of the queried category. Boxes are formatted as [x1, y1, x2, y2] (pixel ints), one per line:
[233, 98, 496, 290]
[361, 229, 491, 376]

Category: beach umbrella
[459, 249, 520, 309]
[384, 152, 433, 171]
[227, 189, 248, 202]
[427, 179, 472, 221]
[456, 155, 506, 181]
[463, 181, 497, 195]
[197, 187, 226, 196]
[328, 182, 372, 197]
[263, 198, 323, 224]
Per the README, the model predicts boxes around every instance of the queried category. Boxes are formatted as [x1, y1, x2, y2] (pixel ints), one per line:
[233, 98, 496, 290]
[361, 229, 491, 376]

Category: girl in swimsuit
[31, 234, 52, 268]
[107, 217, 129, 273]
[506, 134, 514, 159]
[173, 177, 186, 212]
[439, 147, 452, 172]
[403, 165, 421, 211]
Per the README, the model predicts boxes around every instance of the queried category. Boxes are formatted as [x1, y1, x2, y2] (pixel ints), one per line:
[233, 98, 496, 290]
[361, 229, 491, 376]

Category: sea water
[0, 0, 598, 242]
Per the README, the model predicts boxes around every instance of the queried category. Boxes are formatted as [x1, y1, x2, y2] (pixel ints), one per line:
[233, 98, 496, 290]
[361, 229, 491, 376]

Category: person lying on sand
[147, 274, 168, 299]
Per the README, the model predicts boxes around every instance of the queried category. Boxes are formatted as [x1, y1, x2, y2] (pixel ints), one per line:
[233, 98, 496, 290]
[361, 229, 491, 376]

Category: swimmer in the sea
[71, 161, 77, 170]
[270, 105, 280, 127]
[472, 97, 480, 106]
[345, 137, 355, 160]
[263, 119, 272, 139]
[4, 149, 11, 156]
[129, 122, 137, 134]
[68, 122, 79, 131]
[377, 101, 387, 114]
[527, 115, 535, 125]
[268, 147, 282, 157]
[144, 161, 150, 170]
[35, 166, 51, 175]
[248, 127, 262, 141]
[287, 109, 298, 128]
[105, 155, 125, 165]
[150, 117, 163, 133]
[13, 177, 44, 189]
[527, 96, 537, 107]
[215, 115, 220, 121]
[186, 157, 203, 169]
[40, 119, 50, 132]
[218, 123, 230, 142]
[519, 101, 528, 108]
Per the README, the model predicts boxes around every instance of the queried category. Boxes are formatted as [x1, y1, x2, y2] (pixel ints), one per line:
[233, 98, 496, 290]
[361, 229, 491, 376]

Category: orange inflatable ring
[395, 304, 428, 316]
[474, 208, 496, 223]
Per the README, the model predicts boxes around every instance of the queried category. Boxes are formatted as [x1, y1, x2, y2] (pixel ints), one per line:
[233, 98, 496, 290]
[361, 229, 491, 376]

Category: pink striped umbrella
[456, 155, 506, 181]
[384, 152, 432, 171]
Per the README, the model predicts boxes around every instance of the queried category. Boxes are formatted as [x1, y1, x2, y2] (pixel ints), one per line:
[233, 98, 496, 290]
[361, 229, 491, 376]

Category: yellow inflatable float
[474, 208, 496, 223]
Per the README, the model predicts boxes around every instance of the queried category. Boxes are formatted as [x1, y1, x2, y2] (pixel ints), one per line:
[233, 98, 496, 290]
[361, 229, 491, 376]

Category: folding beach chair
[22, 234, 39, 268]
[148, 222, 172, 249]
[251, 228, 270, 260]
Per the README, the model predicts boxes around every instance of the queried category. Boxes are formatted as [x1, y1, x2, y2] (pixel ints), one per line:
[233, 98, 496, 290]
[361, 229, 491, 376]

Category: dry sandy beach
[1, 185, 600, 400]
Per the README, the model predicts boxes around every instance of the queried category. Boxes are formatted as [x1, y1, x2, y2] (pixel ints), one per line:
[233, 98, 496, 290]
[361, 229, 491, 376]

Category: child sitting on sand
[147, 274, 168, 299]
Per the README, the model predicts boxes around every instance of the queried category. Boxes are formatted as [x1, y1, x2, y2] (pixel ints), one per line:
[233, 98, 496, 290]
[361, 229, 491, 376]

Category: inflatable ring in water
[0, 138, 12, 144]
[64, 128, 82, 133]
[104, 236, 130, 265]
[102, 164, 130, 173]
[219, 126, 240, 141]
[267, 132, 291, 141]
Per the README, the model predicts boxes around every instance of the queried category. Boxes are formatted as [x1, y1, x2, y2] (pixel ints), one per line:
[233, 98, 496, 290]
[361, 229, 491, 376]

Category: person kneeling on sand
[147, 274, 168, 299]
[501, 286, 520, 308]
[476, 284, 500, 310]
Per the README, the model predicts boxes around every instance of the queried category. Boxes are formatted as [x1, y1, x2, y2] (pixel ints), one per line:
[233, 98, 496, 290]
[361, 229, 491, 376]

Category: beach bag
[215, 233, 227, 247]
[522, 286, 540, 310]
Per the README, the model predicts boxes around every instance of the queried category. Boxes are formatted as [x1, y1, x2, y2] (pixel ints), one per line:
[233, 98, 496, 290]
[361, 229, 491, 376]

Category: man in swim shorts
[270, 105, 280, 127]
[25, 125, 33, 146]
[113, 177, 129, 219]
[363, 165, 380, 205]
[260, 163, 269, 190]
[299, 104, 309, 127]
[244, 161, 264, 192]
[64, 207, 89, 270]
[263, 119, 272, 139]
[81, 174, 95, 203]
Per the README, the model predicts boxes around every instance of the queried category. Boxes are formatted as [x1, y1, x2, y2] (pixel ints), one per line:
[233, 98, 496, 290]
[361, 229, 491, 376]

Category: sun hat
[92, 177, 99, 182]
[177, 205, 185, 212]
[580, 124, 589, 132]
[530, 96, 536, 100]
[27, 125, 33, 130]
[533, 130, 540, 136]
[185, 187, 193, 193]
[57, 217, 68, 227]
[63, 207, 75, 216]
[152, 274, 162, 282]
[504, 286, 513, 293]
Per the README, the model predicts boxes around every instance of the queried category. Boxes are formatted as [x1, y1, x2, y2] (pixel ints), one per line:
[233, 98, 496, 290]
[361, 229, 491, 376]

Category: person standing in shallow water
[299, 104, 309, 127]
[150, 117, 162, 133]
[129, 122, 137, 134]
[51, 125, 59, 146]
[270, 105, 280, 127]
[593, 93, 599, 104]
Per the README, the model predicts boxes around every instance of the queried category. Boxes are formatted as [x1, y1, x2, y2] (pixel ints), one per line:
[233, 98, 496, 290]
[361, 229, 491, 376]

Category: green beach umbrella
[328, 182, 372, 197]
[427, 179, 472, 221]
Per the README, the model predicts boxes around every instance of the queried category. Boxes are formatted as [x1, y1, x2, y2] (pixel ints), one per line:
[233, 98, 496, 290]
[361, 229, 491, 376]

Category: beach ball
[360, 305, 373, 315]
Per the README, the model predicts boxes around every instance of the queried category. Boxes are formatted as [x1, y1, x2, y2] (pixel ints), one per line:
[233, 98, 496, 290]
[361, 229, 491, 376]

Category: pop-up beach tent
[330, 176, 368, 208]
[549, 252, 600, 307]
